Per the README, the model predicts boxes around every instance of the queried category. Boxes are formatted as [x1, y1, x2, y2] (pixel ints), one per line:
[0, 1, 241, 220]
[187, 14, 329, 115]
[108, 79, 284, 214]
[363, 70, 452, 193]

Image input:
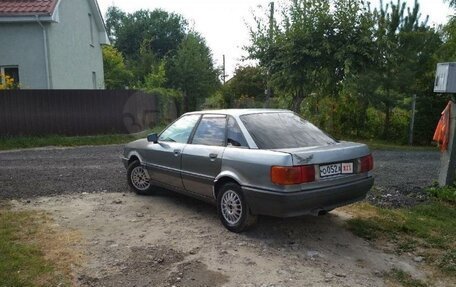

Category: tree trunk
[183, 90, 189, 113]
[291, 87, 305, 113]
[174, 98, 181, 117]
[357, 94, 369, 138]
[383, 102, 391, 139]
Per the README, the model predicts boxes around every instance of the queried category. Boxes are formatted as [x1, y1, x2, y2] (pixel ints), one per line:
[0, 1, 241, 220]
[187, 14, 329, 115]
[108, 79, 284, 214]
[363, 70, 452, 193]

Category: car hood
[273, 141, 370, 165]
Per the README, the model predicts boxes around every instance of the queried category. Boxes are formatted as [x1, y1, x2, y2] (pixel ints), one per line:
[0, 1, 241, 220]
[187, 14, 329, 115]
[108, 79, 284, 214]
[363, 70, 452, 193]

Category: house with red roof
[0, 0, 109, 89]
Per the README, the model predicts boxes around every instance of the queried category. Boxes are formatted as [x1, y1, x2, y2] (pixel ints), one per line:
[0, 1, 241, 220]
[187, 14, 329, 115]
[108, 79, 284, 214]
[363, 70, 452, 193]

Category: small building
[0, 0, 109, 89]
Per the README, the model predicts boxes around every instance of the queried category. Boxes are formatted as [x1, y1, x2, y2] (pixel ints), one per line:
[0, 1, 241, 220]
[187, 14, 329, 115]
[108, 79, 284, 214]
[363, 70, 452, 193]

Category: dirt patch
[11, 192, 436, 286]
[79, 245, 189, 287]
[167, 260, 229, 287]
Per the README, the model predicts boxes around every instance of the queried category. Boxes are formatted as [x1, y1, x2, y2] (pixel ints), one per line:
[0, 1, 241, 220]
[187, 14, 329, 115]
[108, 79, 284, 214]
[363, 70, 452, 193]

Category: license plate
[320, 162, 353, 178]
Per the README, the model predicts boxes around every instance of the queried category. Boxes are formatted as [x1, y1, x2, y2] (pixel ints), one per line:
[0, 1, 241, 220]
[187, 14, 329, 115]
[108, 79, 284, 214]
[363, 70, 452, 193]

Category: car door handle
[209, 153, 218, 159]
[174, 149, 181, 156]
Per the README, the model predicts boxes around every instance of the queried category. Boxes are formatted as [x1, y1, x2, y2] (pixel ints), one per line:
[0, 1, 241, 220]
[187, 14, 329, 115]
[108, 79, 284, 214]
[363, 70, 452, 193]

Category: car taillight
[271, 165, 315, 185]
[360, 154, 374, 173]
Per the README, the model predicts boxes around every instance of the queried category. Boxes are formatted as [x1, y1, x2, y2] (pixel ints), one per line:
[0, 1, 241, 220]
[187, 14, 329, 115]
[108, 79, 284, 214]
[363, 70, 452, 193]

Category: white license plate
[320, 162, 353, 178]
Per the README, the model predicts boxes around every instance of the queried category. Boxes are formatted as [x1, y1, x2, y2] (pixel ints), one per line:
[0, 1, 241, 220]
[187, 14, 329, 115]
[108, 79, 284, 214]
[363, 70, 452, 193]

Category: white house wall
[46, 0, 105, 89]
[0, 23, 48, 89]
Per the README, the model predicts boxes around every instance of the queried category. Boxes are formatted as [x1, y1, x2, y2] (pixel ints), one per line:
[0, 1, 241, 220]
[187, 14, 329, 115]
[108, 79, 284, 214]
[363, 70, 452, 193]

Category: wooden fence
[0, 90, 160, 136]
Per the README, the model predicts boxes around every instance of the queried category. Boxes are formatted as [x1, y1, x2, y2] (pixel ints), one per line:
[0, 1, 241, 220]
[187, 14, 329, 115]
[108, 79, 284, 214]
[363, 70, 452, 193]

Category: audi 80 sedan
[122, 109, 374, 232]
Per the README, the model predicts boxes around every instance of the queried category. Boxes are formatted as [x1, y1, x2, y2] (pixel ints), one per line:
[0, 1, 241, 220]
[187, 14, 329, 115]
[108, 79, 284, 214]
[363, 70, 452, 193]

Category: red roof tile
[0, 0, 58, 16]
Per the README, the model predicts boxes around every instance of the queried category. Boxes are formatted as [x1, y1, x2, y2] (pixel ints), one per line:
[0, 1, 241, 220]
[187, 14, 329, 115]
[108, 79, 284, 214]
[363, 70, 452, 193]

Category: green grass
[386, 269, 428, 287]
[427, 185, 456, 203]
[0, 125, 166, 151]
[346, 200, 456, 278]
[0, 207, 69, 287]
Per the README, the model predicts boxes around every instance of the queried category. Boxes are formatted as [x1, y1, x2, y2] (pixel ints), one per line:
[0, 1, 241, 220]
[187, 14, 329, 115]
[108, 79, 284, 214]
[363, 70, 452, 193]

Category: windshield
[240, 112, 336, 149]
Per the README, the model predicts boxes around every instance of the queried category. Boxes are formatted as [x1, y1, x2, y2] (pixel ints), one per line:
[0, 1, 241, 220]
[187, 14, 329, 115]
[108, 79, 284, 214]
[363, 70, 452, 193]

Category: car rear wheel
[127, 160, 153, 195]
[217, 182, 257, 233]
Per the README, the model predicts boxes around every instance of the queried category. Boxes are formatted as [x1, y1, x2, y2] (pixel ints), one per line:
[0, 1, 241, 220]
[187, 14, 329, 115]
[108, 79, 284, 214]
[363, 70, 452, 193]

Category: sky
[97, 0, 453, 79]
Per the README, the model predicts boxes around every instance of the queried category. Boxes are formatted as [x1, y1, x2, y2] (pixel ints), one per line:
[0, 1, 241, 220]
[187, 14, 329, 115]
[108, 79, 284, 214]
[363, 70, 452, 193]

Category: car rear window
[240, 112, 336, 149]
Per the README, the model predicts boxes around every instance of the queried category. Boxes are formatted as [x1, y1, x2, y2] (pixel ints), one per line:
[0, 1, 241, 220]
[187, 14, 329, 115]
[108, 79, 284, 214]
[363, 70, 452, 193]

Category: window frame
[88, 13, 94, 47]
[0, 66, 19, 86]
[189, 114, 228, 147]
[158, 114, 202, 144]
[226, 116, 250, 149]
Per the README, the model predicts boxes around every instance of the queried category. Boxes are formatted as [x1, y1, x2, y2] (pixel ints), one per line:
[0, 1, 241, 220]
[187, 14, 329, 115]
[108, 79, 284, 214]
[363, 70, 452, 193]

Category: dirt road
[1, 145, 441, 286]
[13, 192, 427, 287]
[0, 145, 440, 205]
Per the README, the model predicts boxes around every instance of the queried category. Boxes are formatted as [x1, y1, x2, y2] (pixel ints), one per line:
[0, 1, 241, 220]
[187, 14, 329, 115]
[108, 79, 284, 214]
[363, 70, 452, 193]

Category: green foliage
[387, 268, 427, 287]
[167, 33, 220, 112]
[102, 46, 133, 89]
[106, 8, 187, 60]
[0, 130, 165, 151]
[201, 92, 225, 110]
[347, 200, 456, 276]
[427, 185, 456, 203]
[0, 209, 68, 286]
[105, 7, 220, 116]
[247, 0, 444, 144]
[223, 66, 266, 107]
[144, 60, 167, 90]
[439, 249, 456, 274]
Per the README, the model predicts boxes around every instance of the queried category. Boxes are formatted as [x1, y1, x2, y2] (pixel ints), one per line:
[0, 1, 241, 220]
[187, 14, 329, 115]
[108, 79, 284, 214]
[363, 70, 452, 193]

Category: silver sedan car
[122, 109, 374, 232]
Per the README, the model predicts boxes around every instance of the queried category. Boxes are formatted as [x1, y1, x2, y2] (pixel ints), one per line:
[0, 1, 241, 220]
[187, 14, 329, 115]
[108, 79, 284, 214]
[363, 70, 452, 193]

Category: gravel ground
[0, 145, 440, 207]
[2, 145, 446, 286]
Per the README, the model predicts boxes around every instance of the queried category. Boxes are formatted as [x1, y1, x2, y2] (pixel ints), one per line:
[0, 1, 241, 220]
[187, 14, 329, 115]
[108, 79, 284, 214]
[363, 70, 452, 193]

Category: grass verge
[0, 125, 166, 151]
[343, 200, 456, 285]
[426, 185, 456, 203]
[386, 269, 427, 287]
[0, 204, 82, 286]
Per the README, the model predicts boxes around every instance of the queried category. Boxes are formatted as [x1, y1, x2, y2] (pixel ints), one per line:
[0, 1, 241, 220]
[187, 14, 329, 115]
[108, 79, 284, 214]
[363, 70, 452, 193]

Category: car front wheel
[127, 160, 153, 195]
[217, 182, 257, 233]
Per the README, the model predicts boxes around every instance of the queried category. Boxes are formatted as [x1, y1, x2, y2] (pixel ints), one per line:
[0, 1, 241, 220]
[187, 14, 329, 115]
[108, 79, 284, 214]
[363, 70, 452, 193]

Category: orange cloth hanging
[433, 102, 452, 151]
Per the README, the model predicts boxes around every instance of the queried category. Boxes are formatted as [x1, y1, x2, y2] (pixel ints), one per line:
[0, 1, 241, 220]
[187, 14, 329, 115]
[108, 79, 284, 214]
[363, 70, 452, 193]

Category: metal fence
[0, 90, 160, 136]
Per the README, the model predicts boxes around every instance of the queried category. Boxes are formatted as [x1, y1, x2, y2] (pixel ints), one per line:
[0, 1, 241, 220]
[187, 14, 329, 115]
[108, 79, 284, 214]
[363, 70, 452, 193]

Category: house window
[1, 66, 19, 87]
[92, 72, 97, 89]
[88, 13, 94, 46]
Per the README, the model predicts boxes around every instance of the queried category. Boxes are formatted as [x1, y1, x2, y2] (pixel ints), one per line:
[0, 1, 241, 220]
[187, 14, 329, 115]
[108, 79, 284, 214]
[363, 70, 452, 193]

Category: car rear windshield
[240, 112, 336, 149]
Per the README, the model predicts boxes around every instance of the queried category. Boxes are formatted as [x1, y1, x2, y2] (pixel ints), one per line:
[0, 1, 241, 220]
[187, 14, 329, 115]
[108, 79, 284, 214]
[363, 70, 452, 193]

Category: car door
[142, 114, 201, 190]
[181, 114, 227, 198]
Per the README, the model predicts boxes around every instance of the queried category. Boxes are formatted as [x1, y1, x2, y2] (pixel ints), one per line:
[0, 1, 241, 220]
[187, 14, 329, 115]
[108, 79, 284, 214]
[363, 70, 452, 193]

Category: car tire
[217, 182, 257, 233]
[127, 160, 154, 195]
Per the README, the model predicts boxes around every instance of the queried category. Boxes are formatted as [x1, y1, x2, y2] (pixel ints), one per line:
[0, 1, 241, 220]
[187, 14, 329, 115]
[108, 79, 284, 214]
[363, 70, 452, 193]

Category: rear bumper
[242, 177, 374, 217]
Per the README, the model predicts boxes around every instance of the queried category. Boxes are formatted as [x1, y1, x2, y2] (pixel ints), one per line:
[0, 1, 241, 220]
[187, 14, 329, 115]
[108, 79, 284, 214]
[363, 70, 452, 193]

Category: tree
[105, 6, 126, 43]
[368, 0, 439, 139]
[106, 8, 187, 60]
[0, 73, 16, 90]
[102, 46, 133, 89]
[224, 66, 266, 106]
[167, 33, 220, 112]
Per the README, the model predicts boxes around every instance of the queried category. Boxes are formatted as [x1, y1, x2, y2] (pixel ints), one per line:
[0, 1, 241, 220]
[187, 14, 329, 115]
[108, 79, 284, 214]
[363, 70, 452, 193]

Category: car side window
[159, 114, 200, 143]
[191, 115, 227, 146]
[227, 117, 249, 148]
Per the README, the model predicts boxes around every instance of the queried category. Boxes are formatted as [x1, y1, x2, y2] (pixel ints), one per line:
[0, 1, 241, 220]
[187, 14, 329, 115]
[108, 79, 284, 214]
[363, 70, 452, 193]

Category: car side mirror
[147, 133, 158, 143]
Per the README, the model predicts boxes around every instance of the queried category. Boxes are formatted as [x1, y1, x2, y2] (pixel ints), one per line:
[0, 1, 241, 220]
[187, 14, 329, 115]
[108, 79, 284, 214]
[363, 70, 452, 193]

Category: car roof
[184, 109, 291, 117]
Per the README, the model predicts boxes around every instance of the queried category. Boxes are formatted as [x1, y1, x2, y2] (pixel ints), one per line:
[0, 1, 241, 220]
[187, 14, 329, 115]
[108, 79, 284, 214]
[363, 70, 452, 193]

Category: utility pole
[408, 94, 416, 145]
[264, 2, 274, 108]
[222, 55, 228, 85]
